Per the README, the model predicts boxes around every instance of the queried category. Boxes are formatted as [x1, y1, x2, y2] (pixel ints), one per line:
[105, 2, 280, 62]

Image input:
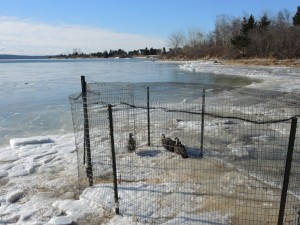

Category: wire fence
[69, 78, 300, 225]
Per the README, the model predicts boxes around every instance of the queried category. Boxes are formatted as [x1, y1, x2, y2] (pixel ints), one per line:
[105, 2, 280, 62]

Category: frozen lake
[0, 58, 255, 147]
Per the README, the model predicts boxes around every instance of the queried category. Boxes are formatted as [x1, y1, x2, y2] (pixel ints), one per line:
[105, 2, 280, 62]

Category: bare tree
[214, 14, 240, 46]
[168, 30, 185, 52]
[186, 28, 205, 47]
[274, 9, 291, 28]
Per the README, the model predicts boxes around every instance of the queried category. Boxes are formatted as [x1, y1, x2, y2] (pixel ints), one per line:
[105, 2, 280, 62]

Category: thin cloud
[0, 17, 165, 55]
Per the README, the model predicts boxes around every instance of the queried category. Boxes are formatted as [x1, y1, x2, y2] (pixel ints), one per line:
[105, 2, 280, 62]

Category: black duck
[174, 137, 188, 158]
[161, 134, 175, 152]
[128, 133, 136, 152]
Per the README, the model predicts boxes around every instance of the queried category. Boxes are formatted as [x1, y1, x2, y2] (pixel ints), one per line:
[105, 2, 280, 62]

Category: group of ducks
[127, 133, 189, 159]
[161, 134, 189, 158]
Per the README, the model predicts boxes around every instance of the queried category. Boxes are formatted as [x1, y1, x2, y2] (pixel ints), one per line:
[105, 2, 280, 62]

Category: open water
[0, 58, 255, 147]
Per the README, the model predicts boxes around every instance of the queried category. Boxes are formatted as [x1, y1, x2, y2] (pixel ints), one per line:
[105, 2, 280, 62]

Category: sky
[0, 0, 299, 55]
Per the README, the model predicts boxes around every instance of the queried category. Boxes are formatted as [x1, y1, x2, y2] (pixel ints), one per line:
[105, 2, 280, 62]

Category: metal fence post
[147, 87, 151, 146]
[278, 117, 298, 225]
[81, 76, 93, 186]
[108, 104, 120, 215]
[200, 88, 205, 157]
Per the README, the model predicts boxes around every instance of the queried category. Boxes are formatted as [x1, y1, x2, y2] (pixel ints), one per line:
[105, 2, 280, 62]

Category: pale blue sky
[0, 0, 299, 55]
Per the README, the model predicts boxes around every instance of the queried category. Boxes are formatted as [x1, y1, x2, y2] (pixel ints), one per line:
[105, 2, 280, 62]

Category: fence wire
[69, 82, 300, 225]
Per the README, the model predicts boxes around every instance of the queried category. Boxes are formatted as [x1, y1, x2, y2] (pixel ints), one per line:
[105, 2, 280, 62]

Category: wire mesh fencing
[69, 79, 300, 225]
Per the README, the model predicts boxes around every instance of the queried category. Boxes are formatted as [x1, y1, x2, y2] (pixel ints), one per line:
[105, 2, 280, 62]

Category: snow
[0, 61, 299, 224]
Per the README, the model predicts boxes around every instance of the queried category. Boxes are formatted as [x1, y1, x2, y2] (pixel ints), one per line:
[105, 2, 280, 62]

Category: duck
[128, 133, 136, 152]
[161, 134, 175, 152]
[174, 137, 188, 158]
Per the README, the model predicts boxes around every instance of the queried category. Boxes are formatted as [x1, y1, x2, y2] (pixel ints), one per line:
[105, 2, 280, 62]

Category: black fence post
[81, 76, 93, 186]
[108, 104, 120, 215]
[147, 87, 151, 146]
[278, 117, 298, 225]
[200, 88, 205, 157]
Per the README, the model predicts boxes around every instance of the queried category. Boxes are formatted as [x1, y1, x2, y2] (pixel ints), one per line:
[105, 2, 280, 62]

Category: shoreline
[221, 58, 300, 68]
[159, 57, 300, 68]
[159, 58, 300, 93]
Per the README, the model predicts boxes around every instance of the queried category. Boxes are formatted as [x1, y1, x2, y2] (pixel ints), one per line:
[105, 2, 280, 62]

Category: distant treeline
[0, 54, 48, 59]
[50, 47, 164, 59]
[164, 6, 300, 59]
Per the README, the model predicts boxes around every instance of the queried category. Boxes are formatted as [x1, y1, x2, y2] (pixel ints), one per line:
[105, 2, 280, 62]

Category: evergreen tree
[149, 48, 157, 55]
[144, 47, 150, 55]
[241, 17, 249, 34]
[231, 15, 254, 49]
[162, 47, 166, 55]
[247, 15, 256, 30]
[103, 51, 109, 58]
[108, 50, 114, 57]
[231, 35, 251, 49]
[293, 6, 300, 26]
[259, 14, 271, 30]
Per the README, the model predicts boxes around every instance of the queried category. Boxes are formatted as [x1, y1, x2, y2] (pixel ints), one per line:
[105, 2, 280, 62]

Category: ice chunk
[8, 169, 29, 177]
[10, 136, 54, 147]
[6, 189, 24, 203]
[162, 211, 230, 224]
[48, 216, 73, 225]
[106, 215, 142, 225]
[19, 209, 37, 222]
[0, 152, 19, 162]
[0, 169, 8, 178]
[52, 199, 98, 221]
[229, 144, 255, 158]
